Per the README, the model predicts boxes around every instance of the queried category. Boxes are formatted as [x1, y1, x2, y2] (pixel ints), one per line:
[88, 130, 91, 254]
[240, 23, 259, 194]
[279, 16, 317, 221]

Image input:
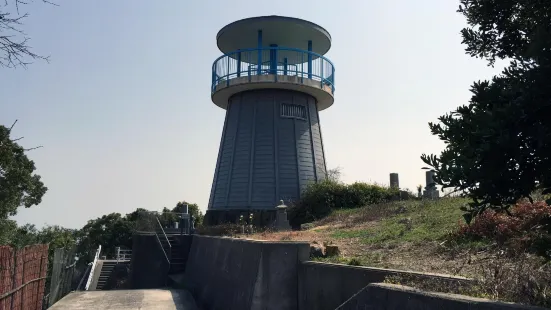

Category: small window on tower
[281, 103, 306, 120]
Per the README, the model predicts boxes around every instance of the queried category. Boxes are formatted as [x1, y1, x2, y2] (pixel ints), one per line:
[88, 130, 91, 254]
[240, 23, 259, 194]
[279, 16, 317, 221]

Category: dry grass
[385, 253, 551, 307]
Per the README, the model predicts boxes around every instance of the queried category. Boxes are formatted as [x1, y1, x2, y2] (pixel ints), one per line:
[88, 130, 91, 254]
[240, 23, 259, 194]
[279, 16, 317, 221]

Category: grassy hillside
[327, 198, 466, 244]
[248, 198, 486, 277]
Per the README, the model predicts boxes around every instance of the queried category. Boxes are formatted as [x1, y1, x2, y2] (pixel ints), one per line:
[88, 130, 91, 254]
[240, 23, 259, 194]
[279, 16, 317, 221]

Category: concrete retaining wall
[336, 283, 546, 310]
[182, 235, 310, 310]
[298, 261, 471, 310]
[130, 233, 170, 289]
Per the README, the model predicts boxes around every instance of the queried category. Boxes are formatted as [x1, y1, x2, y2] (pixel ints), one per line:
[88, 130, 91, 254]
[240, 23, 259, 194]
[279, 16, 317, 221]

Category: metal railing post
[226, 57, 230, 87]
[237, 51, 241, 77]
[211, 63, 216, 92]
[257, 30, 262, 76]
[307, 40, 313, 79]
[332, 66, 335, 93]
[301, 52, 304, 83]
[320, 60, 324, 88]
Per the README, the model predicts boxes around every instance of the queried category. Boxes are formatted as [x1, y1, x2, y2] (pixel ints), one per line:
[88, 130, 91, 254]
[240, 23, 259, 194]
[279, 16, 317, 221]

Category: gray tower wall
[208, 89, 327, 211]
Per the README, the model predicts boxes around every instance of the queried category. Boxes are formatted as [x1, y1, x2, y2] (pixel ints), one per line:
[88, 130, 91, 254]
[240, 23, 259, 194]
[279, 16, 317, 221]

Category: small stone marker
[274, 200, 292, 232]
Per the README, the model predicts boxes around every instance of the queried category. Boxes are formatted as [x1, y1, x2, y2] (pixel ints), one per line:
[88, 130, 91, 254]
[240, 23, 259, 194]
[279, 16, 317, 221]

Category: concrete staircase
[158, 234, 186, 274]
[95, 261, 116, 290]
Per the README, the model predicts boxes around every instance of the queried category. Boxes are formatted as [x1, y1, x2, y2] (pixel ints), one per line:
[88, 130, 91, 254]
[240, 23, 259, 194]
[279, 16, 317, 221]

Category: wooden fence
[0, 245, 49, 310]
[46, 248, 76, 307]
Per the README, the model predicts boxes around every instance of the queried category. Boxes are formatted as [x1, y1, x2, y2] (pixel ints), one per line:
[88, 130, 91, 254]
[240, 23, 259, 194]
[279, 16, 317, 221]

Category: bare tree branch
[8, 119, 17, 132]
[5, 119, 43, 151]
[24, 145, 42, 151]
[0, 0, 55, 68]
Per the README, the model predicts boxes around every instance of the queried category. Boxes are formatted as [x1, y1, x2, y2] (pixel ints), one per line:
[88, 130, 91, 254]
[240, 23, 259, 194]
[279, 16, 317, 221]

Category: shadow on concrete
[170, 289, 200, 310]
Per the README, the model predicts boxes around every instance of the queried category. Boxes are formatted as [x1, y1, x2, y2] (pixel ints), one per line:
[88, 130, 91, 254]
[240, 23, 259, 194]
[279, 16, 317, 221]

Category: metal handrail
[155, 234, 170, 264]
[212, 46, 335, 68]
[156, 216, 171, 264]
[211, 46, 335, 94]
[156, 216, 171, 249]
[115, 247, 132, 263]
[84, 245, 101, 290]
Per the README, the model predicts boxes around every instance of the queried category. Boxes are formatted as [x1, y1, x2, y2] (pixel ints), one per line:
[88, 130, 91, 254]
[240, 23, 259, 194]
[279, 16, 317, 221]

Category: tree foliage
[0, 0, 53, 68]
[76, 213, 134, 262]
[421, 0, 551, 223]
[0, 122, 47, 219]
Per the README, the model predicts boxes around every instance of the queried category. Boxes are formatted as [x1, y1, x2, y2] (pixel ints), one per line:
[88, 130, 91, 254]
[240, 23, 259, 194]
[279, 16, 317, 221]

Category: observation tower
[205, 16, 335, 225]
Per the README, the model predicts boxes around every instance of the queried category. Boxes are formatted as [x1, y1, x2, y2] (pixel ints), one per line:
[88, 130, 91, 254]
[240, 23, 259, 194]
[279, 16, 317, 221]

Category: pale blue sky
[2, 0, 503, 229]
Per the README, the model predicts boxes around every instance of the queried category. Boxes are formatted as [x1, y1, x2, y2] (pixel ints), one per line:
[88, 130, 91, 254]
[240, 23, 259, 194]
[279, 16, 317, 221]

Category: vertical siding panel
[273, 92, 280, 203]
[228, 92, 254, 207]
[293, 118, 302, 198]
[252, 91, 275, 207]
[225, 95, 242, 207]
[306, 101, 318, 183]
[208, 103, 230, 209]
[309, 99, 326, 181]
[247, 101, 257, 206]
[213, 98, 239, 207]
[315, 101, 328, 177]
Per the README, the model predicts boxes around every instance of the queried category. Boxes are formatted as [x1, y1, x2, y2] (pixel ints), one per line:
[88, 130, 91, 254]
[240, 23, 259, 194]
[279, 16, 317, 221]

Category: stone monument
[423, 170, 440, 199]
[389, 173, 399, 189]
[274, 200, 292, 231]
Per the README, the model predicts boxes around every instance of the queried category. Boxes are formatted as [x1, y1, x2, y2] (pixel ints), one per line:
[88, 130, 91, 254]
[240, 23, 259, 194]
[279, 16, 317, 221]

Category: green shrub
[288, 180, 398, 226]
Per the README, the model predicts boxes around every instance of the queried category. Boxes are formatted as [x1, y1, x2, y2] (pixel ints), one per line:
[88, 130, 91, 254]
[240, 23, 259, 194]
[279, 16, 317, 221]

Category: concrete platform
[49, 289, 199, 310]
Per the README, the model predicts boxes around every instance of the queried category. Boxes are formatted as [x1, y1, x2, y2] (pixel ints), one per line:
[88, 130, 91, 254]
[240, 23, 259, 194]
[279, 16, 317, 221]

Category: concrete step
[171, 257, 186, 262]
[170, 262, 186, 271]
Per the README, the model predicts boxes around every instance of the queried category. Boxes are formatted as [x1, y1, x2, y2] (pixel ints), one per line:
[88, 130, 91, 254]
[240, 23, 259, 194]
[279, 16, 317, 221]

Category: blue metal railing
[212, 47, 335, 94]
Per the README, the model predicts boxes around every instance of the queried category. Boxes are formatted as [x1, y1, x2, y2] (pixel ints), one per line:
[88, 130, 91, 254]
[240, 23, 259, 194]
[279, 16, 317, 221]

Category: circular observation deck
[211, 16, 335, 111]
